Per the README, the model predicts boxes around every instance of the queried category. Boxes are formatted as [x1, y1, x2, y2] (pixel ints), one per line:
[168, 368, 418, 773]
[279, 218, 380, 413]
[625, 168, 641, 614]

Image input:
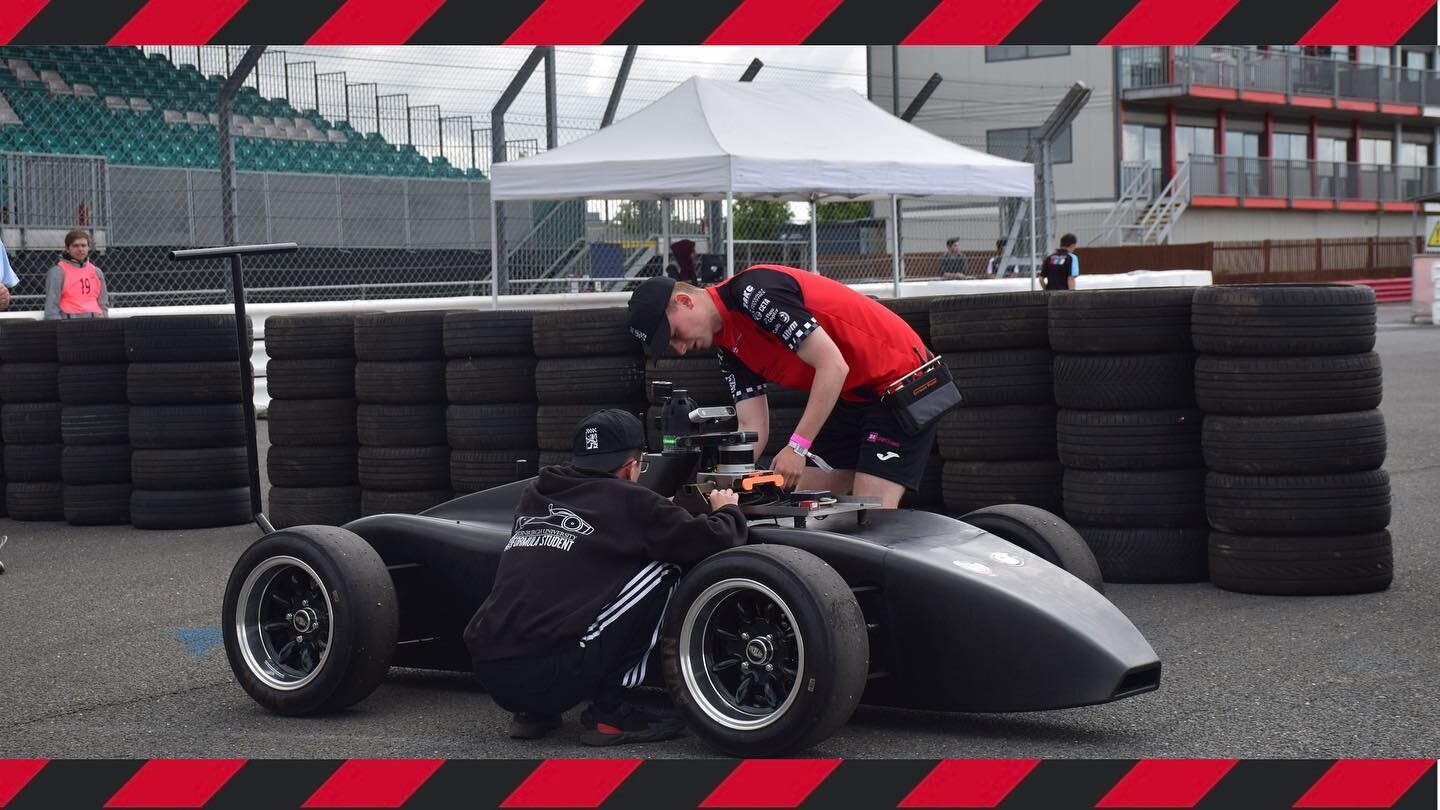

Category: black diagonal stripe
[404, 760, 538, 809]
[1201, 0, 1336, 44]
[409, 0, 546, 44]
[605, 0, 744, 45]
[13, 0, 148, 44]
[601, 760, 736, 810]
[6, 760, 142, 810]
[1397, 764, 1438, 810]
[212, 0, 347, 45]
[1197, 759, 1334, 810]
[1003, 0, 1139, 44]
[205, 760, 342, 810]
[999, 760, 1135, 810]
[799, 760, 938, 809]
[1399, 7, 1437, 45]
[806, 0, 944, 45]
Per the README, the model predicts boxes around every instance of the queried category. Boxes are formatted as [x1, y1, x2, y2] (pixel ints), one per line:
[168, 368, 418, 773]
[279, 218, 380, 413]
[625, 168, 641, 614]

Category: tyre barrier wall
[1, 321, 62, 520]
[1193, 284, 1391, 596]
[59, 319, 130, 526]
[266, 312, 366, 529]
[932, 291, 1061, 518]
[354, 311, 456, 517]
[1051, 288, 1209, 584]
[446, 311, 540, 499]
[533, 308, 648, 473]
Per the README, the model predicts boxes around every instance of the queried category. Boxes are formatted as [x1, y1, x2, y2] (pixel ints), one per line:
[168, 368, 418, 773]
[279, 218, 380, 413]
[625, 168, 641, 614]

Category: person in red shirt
[43, 229, 109, 320]
[628, 265, 939, 508]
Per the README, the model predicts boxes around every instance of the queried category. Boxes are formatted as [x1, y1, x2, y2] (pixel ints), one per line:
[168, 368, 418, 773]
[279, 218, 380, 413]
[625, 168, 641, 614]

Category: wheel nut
[741, 662, 750, 671]
[765, 664, 774, 672]
[302, 600, 309, 607]
[741, 633, 750, 641]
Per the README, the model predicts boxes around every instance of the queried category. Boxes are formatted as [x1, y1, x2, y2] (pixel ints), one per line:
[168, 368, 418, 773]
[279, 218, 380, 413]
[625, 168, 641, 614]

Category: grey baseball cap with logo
[570, 408, 646, 471]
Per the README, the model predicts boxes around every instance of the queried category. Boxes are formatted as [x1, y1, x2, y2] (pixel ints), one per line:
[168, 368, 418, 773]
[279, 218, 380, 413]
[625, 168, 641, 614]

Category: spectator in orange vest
[44, 229, 109, 320]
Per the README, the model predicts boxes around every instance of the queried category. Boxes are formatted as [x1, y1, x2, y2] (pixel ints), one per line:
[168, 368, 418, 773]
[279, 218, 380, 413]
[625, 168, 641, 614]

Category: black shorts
[805, 398, 937, 491]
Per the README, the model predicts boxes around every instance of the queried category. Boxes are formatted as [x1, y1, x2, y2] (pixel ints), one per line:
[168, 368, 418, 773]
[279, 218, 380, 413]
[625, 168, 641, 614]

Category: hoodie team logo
[516, 505, 595, 536]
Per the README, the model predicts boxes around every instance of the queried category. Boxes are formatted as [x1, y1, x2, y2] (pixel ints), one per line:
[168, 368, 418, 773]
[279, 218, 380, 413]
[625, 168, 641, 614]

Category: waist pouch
[880, 353, 963, 435]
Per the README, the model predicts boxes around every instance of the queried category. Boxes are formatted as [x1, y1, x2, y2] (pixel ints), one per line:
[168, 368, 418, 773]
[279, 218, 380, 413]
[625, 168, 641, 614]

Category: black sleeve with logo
[716, 347, 768, 403]
[729, 268, 821, 352]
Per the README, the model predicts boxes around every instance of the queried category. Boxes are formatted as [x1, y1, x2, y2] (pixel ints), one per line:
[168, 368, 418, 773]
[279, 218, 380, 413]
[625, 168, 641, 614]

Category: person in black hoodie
[464, 408, 746, 745]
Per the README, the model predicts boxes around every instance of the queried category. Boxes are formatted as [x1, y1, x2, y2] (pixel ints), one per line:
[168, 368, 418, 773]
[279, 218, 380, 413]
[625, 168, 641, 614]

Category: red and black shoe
[579, 703, 685, 746]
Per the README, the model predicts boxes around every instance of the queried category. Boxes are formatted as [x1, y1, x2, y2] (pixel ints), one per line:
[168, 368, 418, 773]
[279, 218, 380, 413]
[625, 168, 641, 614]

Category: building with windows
[869, 46, 1440, 245]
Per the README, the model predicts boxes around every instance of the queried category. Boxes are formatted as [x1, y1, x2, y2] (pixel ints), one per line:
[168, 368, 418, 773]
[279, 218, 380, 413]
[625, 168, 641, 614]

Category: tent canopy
[488, 77, 1034, 202]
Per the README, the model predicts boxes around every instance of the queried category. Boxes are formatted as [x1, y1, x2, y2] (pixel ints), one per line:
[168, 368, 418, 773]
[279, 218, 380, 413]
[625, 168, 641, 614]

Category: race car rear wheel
[662, 545, 867, 757]
[222, 526, 398, 715]
[961, 504, 1105, 592]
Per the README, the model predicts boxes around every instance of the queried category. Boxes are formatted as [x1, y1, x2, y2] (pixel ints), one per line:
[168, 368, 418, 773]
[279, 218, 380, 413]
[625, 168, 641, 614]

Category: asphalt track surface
[1, 304, 1436, 759]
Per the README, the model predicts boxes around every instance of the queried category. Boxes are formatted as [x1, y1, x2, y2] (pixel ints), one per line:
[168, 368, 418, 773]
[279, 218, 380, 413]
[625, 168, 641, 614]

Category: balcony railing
[1187, 155, 1440, 204]
[1119, 47, 1440, 108]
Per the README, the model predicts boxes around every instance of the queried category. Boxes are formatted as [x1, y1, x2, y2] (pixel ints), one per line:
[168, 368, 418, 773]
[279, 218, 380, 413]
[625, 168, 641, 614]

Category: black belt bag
[880, 353, 963, 435]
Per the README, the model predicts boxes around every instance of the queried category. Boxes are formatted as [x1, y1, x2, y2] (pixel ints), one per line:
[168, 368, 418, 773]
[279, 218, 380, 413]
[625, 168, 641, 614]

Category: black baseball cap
[571, 408, 646, 472]
[627, 275, 675, 358]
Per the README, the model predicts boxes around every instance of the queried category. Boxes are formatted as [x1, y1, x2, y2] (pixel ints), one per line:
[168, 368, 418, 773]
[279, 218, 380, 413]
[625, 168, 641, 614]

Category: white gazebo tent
[487, 77, 1035, 301]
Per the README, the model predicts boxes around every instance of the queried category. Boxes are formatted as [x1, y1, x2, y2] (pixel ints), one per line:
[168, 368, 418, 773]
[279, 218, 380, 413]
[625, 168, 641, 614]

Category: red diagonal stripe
[0, 760, 47, 808]
[1099, 0, 1240, 44]
[501, 759, 642, 808]
[702, 0, 844, 45]
[302, 760, 444, 808]
[504, 0, 645, 44]
[1096, 760, 1238, 808]
[700, 760, 841, 808]
[1298, 0, 1435, 44]
[1293, 759, 1434, 808]
[105, 760, 246, 809]
[0, 0, 47, 43]
[899, 760, 1040, 808]
[107, 0, 249, 44]
[306, 0, 446, 45]
[901, 0, 1043, 44]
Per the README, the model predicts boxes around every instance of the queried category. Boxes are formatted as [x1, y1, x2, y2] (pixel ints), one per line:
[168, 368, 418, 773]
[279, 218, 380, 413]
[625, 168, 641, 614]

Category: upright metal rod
[1029, 195, 1038, 291]
[726, 190, 735, 278]
[900, 73, 943, 122]
[602, 46, 637, 128]
[809, 198, 818, 273]
[661, 198, 672, 274]
[740, 59, 763, 82]
[890, 194, 902, 297]
[490, 195, 500, 307]
[217, 46, 269, 529]
[543, 46, 558, 149]
[491, 47, 549, 297]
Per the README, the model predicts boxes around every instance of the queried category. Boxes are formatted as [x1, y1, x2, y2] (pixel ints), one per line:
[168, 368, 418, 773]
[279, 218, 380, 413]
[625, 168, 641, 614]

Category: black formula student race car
[222, 395, 1161, 756]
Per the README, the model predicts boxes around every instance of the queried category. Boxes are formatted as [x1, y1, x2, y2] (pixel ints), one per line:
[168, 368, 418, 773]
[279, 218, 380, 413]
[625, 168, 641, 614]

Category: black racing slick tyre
[222, 526, 398, 715]
[1202, 411, 1386, 475]
[1073, 526, 1209, 584]
[1193, 353, 1382, 416]
[961, 504, 1104, 592]
[929, 292, 1050, 351]
[1191, 284, 1377, 356]
[662, 545, 868, 757]
[1047, 287, 1196, 354]
[1204, 471, 1391, 536]
[1208, 530, 1392, 595]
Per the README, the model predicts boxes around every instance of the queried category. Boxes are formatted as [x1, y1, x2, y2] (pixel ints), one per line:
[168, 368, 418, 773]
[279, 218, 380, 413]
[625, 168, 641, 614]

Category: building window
[1359, 138, 1393, 165]
[1402, 50, 1430, 71]
[1175, 126, 1216, 162]
[987, 125, 1072, 163]
[985, 46, 1071, 62]
[1399, 142, 1430, 166]
[1272, 132, 1309, 161]
[1317, 136, 1349, 163]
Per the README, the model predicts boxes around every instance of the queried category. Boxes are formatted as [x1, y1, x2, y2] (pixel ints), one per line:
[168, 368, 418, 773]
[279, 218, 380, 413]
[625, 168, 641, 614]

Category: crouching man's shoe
[579, 703, 685, 746]
[509, 712, 563, 740]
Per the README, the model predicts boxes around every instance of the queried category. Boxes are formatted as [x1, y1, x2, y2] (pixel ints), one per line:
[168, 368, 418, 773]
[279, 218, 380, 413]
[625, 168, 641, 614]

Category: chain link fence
[0, 45, 1046, 311]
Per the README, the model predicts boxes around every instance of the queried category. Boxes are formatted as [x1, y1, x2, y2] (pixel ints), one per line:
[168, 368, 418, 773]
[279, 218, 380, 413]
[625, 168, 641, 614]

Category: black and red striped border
[0, 759, 1433, 809]
[0, 0, 1433, 46]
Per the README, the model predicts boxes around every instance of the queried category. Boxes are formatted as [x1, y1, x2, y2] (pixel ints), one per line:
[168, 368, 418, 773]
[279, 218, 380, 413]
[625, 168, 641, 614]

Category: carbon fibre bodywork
[339, 478, 1161, 714]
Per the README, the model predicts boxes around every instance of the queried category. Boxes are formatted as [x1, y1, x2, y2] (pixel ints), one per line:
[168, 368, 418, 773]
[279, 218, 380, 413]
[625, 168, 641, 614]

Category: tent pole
[489, 194, 500, 307]
[890, 194, 901, 297]
[726, 190, 735, 279]
[809, 197, 818, 273]
[1028, 195, 1038, 292]
[661, 198, 672, 277]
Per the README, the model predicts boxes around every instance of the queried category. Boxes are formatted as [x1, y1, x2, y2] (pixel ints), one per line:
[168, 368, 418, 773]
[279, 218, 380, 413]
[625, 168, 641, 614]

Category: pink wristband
[788, 433, 812, 451]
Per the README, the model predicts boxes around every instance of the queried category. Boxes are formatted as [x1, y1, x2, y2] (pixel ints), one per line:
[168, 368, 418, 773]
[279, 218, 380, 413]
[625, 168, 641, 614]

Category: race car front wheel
[661, 545, 868, 757]
[961, 503, 1105, 592]
[222, 525, 398, 715]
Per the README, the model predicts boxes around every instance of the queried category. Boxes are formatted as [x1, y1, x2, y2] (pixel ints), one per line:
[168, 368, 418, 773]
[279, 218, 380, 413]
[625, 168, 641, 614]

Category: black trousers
[472, 570, 677, 716]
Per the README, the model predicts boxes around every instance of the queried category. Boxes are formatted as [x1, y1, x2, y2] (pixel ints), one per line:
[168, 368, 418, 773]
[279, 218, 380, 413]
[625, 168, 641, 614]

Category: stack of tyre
[1051, 288, 1209, 583]
[1193, 284, 1390, 595]
[445, 311, 539, 495]
[931, 292, 1061, 516]
[355, 311, 455, 516]
[58, 320, 132, 525]
[533, 308, 647, 468]
[882, 295, 944, 511]
[126, 315, 252, 529]
[265, 313, 364, 528]
[1, 321, 64, 521]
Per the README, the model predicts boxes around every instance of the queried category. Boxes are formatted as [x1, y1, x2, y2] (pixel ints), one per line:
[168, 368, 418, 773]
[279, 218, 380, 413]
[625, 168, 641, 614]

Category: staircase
[1133, 161, 1190, 245]
[1092, 160, 1191, 246]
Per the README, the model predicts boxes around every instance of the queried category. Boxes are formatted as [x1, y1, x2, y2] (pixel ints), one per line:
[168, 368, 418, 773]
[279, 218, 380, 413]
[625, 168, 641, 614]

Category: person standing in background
[1042, 233, 1080, 291]
[44, 229, 108, 320]
[0, 234, 16, 311]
